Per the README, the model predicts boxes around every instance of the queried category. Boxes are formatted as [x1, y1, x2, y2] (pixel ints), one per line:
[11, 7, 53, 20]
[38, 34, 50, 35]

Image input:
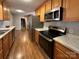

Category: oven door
[39, 33, 53, 58]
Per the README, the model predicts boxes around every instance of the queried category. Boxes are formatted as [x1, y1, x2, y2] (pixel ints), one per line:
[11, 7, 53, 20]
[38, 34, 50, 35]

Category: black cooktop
[40, 29, 65, 39]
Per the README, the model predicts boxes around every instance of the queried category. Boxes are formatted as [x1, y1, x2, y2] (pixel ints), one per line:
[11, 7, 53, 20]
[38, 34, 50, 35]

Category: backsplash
[44, 21, 79, 35]
[0, 21, 3, 27]
[0, 21, 10, 28]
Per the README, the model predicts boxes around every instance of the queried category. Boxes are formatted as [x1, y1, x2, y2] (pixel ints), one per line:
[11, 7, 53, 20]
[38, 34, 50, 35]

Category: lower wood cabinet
[3, 34, 9, 59]
[35, 30, 40, 44]
[8, 31, 13, 49]
[0, 50, 3, 59]
[2, 31, 14, 59]
[0, 40, 3, 59]
[54, 41, 79, 59]
[54, 47, 69, 59]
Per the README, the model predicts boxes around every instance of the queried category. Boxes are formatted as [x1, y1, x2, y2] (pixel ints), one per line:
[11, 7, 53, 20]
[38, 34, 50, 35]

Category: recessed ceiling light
[4, 8, 9, 11]
[16, 9, 24, 13]
[23, 0, 32, 2]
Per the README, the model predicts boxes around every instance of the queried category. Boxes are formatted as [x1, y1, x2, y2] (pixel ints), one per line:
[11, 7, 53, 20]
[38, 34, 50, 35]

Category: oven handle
[40, 33, 53, 42]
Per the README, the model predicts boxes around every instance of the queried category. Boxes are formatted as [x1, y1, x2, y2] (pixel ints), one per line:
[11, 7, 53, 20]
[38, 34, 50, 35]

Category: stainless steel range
[39, 26, 67, 59]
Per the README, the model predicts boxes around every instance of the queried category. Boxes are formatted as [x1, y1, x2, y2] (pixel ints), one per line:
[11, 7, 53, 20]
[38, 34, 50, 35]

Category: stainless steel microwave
[44, 12, 53, 21]
[44, 7, 63, 21]
[53, 7, 63, 21]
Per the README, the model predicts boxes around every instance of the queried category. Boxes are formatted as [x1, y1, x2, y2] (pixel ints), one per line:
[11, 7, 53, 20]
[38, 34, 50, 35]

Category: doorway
[21, 18, 26, 30]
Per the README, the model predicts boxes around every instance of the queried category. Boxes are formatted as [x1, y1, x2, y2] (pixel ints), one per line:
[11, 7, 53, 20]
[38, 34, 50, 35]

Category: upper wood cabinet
[0, 2, 3, 20]
[35, 9, 40, 16]
[35, 3, 45, 22]
[45, 0, 52, 12]
[40, 4, 45, 22]
[52, 0, 62, 9]
[0, 1, 10, 21]
[3, 2, 10, 20]
[63, 0, 79, 21]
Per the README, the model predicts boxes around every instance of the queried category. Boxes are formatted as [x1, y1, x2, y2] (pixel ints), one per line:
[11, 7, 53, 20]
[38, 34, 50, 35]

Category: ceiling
[6, 0, 46, 15]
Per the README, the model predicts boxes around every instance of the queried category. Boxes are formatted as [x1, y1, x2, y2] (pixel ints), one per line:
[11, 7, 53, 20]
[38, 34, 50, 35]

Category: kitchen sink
[0, 30, 8, 35]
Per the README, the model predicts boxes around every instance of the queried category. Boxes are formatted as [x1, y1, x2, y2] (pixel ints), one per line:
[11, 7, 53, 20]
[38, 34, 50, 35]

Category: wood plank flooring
[8, 30, 49, 59]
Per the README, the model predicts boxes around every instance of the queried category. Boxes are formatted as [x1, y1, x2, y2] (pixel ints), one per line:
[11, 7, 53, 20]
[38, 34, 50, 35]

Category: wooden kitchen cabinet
[52, 0, 62, 9]
[63, 0, 79, 21]
[54, 41, 79, 59]
[2, 31, 13, 59]
[0, 39, 3, 59]
[2, 34, 9, 59]
[0, 0, 3, 3]
[35, 30, 40, 44]
[45, 0, 52, 12]
[0, 2, 3, 20]
[3, 2, 10, 20]
[0, 50, 3, 59]
[54, 48, 69, 59]
[35, 9, 40, 16]
[35, 3, 45, 22]
[40, 3, 45, 22]
[8, 31, 13, 49]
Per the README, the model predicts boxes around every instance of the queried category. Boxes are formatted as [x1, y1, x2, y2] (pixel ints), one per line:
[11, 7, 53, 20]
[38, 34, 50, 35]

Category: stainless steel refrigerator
[27, 15, 43, 40]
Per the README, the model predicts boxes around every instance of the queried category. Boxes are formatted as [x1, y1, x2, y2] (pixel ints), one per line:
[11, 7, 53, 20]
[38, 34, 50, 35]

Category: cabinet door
[0, 40, 3, 59]
[35, 30, 39, 44]
[3, 34, 9, 59]
[0, 3, 3, 20]
[63, 0, 79, 21]
[45, 0, 52, 12]
[3, 2, 10, 20]
[40, 4, 45, 22]
[54, 47, 69, 59]
[35, 9, 40, 16]
[0, 0, 3, 3]
[54, 42, 79, 59]
[3, 2, 8, 20]
[8, 32, 13, 49]
[52, 0, 62, 9]
[0, 50, 3, 59]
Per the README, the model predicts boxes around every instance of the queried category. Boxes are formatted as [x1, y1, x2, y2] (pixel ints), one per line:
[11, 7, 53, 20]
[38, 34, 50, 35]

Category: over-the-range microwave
[45, 7, 63, 21]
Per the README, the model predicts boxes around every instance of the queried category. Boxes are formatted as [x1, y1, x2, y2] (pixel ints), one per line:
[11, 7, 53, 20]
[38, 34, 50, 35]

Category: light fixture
[16, 9, 24, 13]
[4, 8, 9, 11]
[23, 0, 32, 2]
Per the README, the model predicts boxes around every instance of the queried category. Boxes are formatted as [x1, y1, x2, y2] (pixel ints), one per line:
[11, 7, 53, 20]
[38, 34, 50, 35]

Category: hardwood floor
[8, 30, 48, 59]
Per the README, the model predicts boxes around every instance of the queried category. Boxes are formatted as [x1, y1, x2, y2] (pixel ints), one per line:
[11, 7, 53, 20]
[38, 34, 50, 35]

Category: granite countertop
[53, 34, 79, 54]
[0, 26, 15, 39]
[35, 27, 48, 31]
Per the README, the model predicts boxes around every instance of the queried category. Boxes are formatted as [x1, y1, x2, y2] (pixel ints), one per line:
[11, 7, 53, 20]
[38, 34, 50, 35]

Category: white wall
[12, 14, 23, 30]
[0, 11, 36, 30]
[24, 17, 27, 29]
